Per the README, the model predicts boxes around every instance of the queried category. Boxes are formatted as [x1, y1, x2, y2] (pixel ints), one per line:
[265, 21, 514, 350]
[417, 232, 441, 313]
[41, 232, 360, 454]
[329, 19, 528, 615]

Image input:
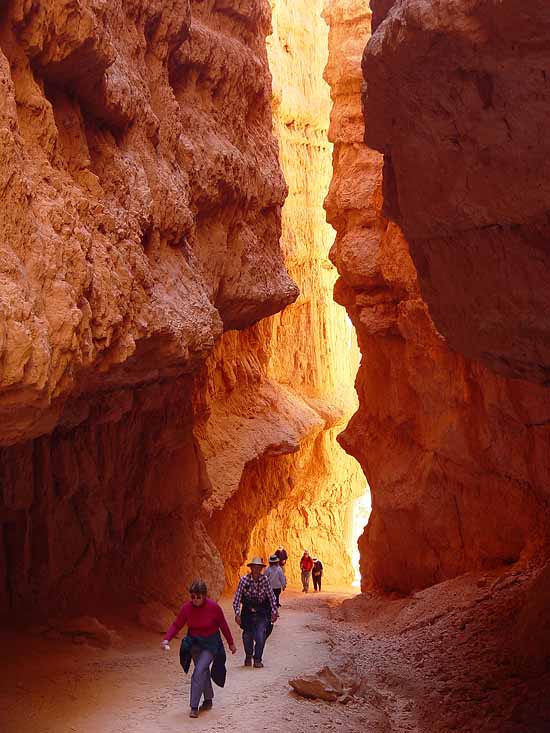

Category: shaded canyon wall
[323, 0, 550, 594]
[363, 0, 550, 385]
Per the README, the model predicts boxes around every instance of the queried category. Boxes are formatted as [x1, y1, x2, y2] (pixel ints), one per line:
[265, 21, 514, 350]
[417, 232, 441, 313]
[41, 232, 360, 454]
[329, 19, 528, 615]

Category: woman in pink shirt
[162, 579, 236, 718]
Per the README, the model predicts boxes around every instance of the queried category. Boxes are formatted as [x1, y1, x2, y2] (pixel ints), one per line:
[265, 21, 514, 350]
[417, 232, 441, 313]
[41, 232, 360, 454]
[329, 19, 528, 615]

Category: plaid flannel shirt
[233, 573, 278, 617]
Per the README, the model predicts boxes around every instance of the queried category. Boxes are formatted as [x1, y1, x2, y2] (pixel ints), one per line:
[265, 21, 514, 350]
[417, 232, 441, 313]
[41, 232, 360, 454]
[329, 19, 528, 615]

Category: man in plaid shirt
[233, 556, 278, 668]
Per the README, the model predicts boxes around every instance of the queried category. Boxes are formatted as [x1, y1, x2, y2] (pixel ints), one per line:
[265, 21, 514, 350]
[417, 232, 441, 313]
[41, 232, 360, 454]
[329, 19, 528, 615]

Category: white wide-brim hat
[247, 556, 266, 568]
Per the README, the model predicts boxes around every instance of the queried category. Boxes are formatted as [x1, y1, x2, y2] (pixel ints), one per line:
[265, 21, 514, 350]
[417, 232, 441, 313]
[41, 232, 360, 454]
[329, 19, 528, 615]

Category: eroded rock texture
[363, 0, 550, 385]
[202, 0, 365, 589]
[0, 0, 363, 618]
[0, 0, 299, 618]
[324, 0, 550, 594]
[0, 0, 297, 447]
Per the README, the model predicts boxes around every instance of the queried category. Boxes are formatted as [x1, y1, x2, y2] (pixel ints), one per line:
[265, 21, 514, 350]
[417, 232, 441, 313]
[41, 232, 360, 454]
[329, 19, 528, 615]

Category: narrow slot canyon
[0, 1, 549, 732]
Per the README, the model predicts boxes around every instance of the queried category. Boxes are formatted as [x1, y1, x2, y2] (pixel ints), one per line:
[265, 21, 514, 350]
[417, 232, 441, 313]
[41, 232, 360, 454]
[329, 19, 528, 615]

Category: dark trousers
[313, 574, 322, 591]
[243, 616, 267, 662]
[190, 647, 214, 709]
[273, 588, 282, 607]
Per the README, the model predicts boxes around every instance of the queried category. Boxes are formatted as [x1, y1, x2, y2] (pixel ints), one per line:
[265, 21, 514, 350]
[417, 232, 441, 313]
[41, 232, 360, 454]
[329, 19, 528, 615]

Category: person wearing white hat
[264, 554, 287, 607]
[233, 557, 278, 668]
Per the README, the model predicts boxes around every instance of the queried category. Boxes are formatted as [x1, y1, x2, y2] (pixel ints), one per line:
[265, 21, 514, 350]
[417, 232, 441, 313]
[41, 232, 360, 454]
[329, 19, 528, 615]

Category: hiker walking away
[161, 579, 236, 719]
[312, 557, 324, 591]
[264, 554, 287, 608]
[274, 545, 288, 568]
[300, 550, 314, 593]
[233, 556, 278, 668]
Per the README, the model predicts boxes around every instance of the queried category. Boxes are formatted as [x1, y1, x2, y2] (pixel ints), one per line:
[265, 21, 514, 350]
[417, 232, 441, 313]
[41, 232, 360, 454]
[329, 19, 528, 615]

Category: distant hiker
[233, 556, 278, 668]
[264, 554, 287, 607]
[312, 557, 324, 591]
[274, 545, 288, 568]
[161, 579, 236, 719]
[300, 550, 314, 593]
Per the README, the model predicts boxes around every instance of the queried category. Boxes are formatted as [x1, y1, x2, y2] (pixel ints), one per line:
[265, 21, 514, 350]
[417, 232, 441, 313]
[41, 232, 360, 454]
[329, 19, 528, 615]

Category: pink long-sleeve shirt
[164, 598, 234, 646]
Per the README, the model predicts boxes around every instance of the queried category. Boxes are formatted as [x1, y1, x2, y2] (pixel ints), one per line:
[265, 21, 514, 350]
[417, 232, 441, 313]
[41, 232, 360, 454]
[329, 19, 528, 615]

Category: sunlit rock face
[324, 0, 550, 594]
[0, 0, 297, 617]
[364, 0, 550, 385]
[202, 0, 365, 590]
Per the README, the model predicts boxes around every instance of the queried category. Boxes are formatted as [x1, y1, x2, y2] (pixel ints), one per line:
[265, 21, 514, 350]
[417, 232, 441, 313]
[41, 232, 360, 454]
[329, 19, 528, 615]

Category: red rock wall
[363, 0, 550, 385]
[324, 0, 550, 594]
[0, 0, 299, 618]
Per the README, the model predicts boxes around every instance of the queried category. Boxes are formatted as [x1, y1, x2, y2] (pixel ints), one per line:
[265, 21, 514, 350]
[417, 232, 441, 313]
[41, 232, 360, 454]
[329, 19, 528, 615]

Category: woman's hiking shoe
[244, 657, 252, 666]
[189, 708, 199, 718]
[253, 660, 264, 668]
[200, 700, 213, 711]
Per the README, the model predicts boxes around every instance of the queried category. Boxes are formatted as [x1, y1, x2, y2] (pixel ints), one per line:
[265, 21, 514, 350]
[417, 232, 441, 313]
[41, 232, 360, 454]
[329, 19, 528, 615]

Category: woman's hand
[271, 612, 279, 623]
[234, 614, 241, 626]
[161, 640, 170, 651]
[229, 643, 237, 654]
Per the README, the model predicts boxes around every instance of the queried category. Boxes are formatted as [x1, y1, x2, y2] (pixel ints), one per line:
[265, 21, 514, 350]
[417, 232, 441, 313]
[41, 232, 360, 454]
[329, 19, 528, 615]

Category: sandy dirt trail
[1, 590, 370, 733]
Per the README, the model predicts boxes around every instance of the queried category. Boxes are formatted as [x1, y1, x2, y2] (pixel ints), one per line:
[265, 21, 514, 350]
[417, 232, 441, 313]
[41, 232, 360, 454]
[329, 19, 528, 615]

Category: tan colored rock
[289, 663, 361, 701]
[363, 0, 550, 384]
[324, 0, 550, 593]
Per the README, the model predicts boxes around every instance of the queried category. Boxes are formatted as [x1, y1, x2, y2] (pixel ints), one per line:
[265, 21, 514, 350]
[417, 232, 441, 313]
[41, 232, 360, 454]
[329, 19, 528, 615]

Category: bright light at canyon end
[351, 488, 371, 587]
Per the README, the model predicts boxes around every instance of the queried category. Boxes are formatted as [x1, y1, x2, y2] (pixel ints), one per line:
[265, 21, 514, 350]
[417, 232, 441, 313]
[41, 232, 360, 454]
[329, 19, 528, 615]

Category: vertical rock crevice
[200, 0, 365, 589]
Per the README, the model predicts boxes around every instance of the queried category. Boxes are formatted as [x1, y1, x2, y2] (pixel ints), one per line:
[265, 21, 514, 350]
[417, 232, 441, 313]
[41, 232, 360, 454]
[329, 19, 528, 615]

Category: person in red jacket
[162, 579, 236, 719]
[300, 550, 314, 593]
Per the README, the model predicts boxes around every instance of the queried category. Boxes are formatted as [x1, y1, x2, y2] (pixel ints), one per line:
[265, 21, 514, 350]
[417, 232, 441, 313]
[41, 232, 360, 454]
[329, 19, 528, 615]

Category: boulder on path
[289, 663, 361, 702]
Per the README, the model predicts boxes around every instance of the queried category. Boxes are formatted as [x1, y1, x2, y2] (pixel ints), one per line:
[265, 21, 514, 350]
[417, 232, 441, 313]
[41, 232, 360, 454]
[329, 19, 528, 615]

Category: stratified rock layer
[0, 0, 298, 618]
[363, 0, 550, 385]
[324, 0, 550, 594]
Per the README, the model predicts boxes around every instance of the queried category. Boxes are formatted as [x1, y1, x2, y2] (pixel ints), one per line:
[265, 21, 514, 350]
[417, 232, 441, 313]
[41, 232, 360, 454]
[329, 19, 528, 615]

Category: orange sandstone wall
[324, 0, 550, 594]
[0, 0, 297, 617]
[203, 0, 365, 590]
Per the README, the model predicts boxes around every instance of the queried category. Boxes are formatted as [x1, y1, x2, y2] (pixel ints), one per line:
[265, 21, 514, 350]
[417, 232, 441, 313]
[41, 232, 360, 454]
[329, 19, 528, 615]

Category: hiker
[274, 545, 288, 568]
[312, 557, 324, 591]
[300, 550, 314, 592]
[233, 556, 278, 668]
[264, 554, 287, 607]
[161, 579, 236, 719]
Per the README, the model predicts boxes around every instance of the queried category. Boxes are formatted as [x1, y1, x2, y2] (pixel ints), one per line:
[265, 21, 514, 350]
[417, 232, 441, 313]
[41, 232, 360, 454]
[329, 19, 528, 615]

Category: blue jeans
[242, 616, 267, 662]
[301, 569, 311, 591]
[190, 648, 214, 709]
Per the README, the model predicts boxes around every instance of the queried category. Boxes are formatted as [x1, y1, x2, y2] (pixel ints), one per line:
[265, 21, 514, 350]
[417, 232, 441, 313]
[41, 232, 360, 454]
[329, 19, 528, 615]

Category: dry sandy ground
[1, 570, 549, 733]
[0, 589, 367, 733]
